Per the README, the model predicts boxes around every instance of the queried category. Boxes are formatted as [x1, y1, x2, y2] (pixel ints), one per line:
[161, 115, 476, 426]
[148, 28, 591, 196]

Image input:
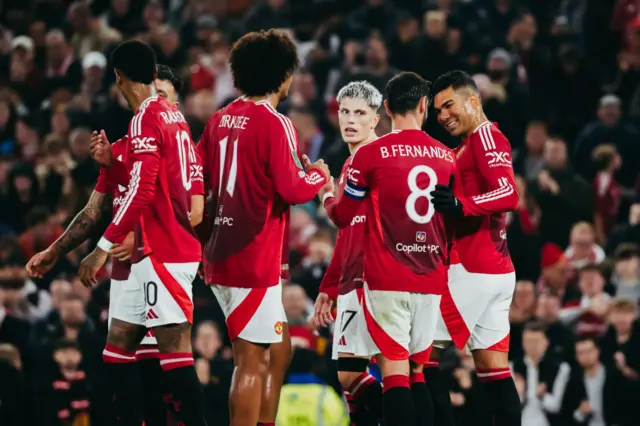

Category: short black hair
[384, 72, 431, 115]
[432, 70, 478, 99]
[523, 320, 548, 334]
[575, 335, 598, 347]
[54, 338, 80, 353]
[111, 40, 157, 84]
[229, 29, 299, 96]
[156, 64, 183, 93]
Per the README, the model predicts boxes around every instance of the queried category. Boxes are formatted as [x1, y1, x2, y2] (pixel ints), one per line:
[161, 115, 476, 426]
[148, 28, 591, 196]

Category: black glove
[430, 176, 463, 216]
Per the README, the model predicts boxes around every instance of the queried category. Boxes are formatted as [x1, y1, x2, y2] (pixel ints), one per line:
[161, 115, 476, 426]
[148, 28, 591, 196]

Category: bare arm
[53, 190, 113, 255]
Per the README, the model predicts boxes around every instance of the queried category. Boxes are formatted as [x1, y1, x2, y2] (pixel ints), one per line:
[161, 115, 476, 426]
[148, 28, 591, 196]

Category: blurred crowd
[0, 0, 640, 425]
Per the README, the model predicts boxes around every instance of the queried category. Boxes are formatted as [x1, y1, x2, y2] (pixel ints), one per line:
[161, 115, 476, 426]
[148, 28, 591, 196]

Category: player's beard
[279, 91, 289, 102]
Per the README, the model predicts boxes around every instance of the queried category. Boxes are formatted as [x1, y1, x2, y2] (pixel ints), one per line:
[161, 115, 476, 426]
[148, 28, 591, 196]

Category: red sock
[159, 353, 194, 371]
[348, 372, 383, 421]
[382, 374, 410, 391]
[102, 344, 135, 364]
[476, 367, 512, 382]
[410, 372, 425, 385]
[257, 422, 275, 426]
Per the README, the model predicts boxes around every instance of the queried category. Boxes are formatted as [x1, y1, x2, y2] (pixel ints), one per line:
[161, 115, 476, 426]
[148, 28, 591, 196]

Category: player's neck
[245, 93, 280, 109]
[391, 114, 421, 132]
[347, 133, 376, 155]
[128, 84, 156, 113]
[462, 113, 490, 140]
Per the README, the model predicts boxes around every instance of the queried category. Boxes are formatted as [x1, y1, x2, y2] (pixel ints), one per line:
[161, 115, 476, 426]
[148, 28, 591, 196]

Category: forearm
[53, 191, 112, 254]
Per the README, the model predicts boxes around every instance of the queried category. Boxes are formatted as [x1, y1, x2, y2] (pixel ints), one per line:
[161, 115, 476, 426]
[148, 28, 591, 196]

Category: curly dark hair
[229, 29, 299, 96]
[111, 40, 157, 84]
[156, 64, 183, 93]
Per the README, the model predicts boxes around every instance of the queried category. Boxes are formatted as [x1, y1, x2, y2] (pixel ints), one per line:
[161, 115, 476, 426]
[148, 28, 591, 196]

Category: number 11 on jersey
[218, 136, 239, 197]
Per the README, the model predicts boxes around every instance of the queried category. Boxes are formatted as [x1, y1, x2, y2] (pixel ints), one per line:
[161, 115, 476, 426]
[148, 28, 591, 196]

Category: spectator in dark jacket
[528, 137, 593, 248]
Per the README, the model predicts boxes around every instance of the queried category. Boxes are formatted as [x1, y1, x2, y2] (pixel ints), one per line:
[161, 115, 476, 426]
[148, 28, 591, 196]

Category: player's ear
[114, 70, 122, 86]
[383, 100, 391, 117]
[153, 66, 158, 81]
[372, 113, 380, 129]
[419, 96, 427, 113]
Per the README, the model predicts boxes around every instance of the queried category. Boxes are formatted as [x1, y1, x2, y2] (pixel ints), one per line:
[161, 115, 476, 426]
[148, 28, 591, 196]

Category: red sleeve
[268, 115, 327, 205]
[196, 121, 212, 195]
[458, 127, 519, 216]
[98, 120, 162, 249]
[324, 150, 368, 228]
[189, 141, 204, 196]
[281, 207, 290, 279]
[94, 166, 113, 194]
[105, 159, 130, 187]
[319, 233, 341, 300]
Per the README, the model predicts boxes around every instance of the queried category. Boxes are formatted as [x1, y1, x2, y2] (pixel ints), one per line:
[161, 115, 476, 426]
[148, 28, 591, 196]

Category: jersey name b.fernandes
[197, 99, 327, 288]
[325, 130, 456, 294]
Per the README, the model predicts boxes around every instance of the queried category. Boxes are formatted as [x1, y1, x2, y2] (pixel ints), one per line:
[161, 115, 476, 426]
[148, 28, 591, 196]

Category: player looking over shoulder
[25, 64, 203, 426]
[431, 70, 520, 426]
[77, 41, 207, 426]
[313, 80, 383, 426]
[321, 72, 456, 426]
[196, 29, 331, 426]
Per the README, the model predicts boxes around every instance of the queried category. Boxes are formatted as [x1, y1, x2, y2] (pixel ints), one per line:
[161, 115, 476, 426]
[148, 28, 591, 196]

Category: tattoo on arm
[53, 190, 113, 254]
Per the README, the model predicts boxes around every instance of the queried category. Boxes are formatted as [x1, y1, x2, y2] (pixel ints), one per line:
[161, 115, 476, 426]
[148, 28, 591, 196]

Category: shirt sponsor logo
[347, 167, 360, 183]
[416, 231, 426, 242]
[131, 137, 158, 153]
[485, 151, 511, 167]
[350, 215, 366, 226]
[396, 243, 440, 253]
[190, 164, 204, 181]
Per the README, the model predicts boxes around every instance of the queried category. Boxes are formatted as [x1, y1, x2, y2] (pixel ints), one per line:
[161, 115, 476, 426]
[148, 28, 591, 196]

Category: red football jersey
[97, 96, 202, 264]
[450, 122, 519, 275]
[319, 155, 366, 300]
[324, 129, 456, 294]
[95, 139, 130, 280]
[197, 98, 327, 288]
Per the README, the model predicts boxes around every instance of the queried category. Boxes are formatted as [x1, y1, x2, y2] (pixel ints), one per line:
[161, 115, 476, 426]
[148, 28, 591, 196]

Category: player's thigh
[362, 283, 411, 361]
[469, 272, 516, 353]
[133, 257, 199, 329]
[408, 293, 441, 364]
[109, 278, 146, 327]
[444, 264, 496, 349]
[210, 280, 285, 345]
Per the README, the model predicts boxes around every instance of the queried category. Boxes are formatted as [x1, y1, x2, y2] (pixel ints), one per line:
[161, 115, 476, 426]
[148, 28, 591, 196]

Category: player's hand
[26, 246, 61, 278]
[536, 382, 547, 398]
[449, 392, 466, 407]
[302, 155, 331, 181]
[318, 177, 335, 202]
[90, 129, 114, 168]
[578, 400, 592, 415]
[109, 232, 134, 261]
[430, 176, 463, 216]
[78, 248, 108, 287]
[313, 292, 334, 328]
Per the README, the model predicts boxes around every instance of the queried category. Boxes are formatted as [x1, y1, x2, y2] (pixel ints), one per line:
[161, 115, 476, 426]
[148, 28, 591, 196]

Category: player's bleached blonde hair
[337, 81, 383, 110]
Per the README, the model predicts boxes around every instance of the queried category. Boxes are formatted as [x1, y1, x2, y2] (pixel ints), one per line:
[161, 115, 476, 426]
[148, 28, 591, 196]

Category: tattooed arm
[26, 190, 113, 278]
[53, 190, 113, 254]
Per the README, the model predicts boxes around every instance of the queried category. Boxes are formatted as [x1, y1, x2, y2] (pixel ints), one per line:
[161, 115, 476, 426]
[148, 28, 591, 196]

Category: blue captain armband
[344, 181, 367, 200]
